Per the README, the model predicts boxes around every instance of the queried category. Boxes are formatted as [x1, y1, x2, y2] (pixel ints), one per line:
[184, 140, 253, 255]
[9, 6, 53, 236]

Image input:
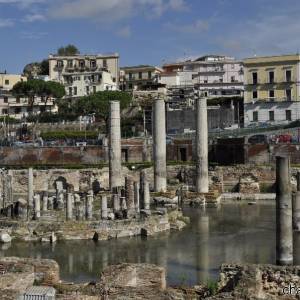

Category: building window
[4, 79, 9, 85]
[79, 60, 85, 68]
[253, 90, 258, 99]
[2, 109, 7, 114]
[86, 86, 90, 95]
[253, 111, 258, 122]
[128, 83, 133, 89]
[139, 72, 142, 79]
[269, 71, 274, 83]
[57, 60, 63, 67]
[148, 71, 152, 79]
[73, 87, 77, 96]
[252, 72, 258, 84]
[269, 111, 274, 121]
[231, 76, 235, 82]
[103, 59, 107, 68]
[90, 60, 96, 68]
[129, 73, 132, 80]
[286, 110, 292, 121]
[67, 60, 73, 68]
[219, 77, 223, 83]
[15, 107, 21, 114]
[269, 90, 275, 98]
[93, 86, 96, 94]
[68, 87, 72, 96]
[286, 70, 292, 82]
[16, 96, 20, 103]
[286, 89, 292, 101]
[112, 77, 116, 82]
[3, 96, 8, 103]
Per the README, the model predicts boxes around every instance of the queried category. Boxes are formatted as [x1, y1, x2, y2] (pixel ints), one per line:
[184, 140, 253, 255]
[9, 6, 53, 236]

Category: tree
[56, 91, 132, 130]
[40, 59, 49, 75]
[12, 80, 66, 111]
[72, 91, 131, 119]
[57, 44, 80, 56]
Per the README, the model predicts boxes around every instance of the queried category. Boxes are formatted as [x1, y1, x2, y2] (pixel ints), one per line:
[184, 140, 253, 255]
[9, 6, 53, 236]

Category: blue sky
[0, 0, 300, 73]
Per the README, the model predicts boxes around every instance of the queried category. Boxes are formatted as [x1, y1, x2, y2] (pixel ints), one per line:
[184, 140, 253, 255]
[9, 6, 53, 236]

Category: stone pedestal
[86, 193, 93, 220]
[125, 177, 135, 217]
[66, 193, 73, 220]
[28, 168, 34, 208]
[42, 191, 48, 212]
[101, 195, 108, 220]
[33, 194, 41, 220]
[134, 182, 140, 213]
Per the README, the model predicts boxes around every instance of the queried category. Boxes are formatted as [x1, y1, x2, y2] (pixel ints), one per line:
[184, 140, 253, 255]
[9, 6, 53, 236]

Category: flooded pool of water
[0, 202, 277, 286]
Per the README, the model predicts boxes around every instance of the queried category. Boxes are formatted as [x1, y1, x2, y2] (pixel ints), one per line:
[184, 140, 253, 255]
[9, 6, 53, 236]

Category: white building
[49, 53, 119, 97]
[0, 94, 57, 119]
[161, 55, 244, 97]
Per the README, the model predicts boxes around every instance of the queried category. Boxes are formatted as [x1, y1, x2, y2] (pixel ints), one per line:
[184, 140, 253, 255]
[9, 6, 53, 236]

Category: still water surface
[1, 202, 279, 286]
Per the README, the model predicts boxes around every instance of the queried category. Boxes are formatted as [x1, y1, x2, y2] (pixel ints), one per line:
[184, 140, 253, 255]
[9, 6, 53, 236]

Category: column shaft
[153, 99, 167, 192]
[276, 156, 293, 265]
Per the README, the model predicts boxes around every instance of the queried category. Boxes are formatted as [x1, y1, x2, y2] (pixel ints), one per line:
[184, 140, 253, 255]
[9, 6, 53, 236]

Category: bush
[0, 116, 20, 123]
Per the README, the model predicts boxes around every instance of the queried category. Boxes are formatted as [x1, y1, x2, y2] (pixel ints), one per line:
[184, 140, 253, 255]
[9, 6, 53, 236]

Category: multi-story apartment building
[120, 65, 163, 91]
[243, 54, 300, 126]
[49, 53, 119, 97]
[0, 73, 27, 91]
[161, 55, 244, 97]
[0, 94, 57, 119]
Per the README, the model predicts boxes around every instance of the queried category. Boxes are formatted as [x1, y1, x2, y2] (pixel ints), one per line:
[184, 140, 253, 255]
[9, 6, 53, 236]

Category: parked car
[248, 134, 267, 144]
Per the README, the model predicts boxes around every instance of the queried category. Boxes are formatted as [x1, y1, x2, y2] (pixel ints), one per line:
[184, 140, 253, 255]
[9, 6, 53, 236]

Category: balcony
[198, 68, 225, 74]
[90, 64, 97, 71]
[65, 65, 75, 72]
[54, 64, 64, 71]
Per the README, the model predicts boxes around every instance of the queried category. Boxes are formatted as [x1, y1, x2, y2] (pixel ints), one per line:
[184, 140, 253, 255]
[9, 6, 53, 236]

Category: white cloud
[0, 18, 14, 27]
[164, 19, 210, 34]
[20, 30, 47, 39]
[23, 13, 46, 22]
[215, 6, 300, 58]
[48, 0, 188, 21]
[117, 25, 131, 38]
[0, 0, 45, 7]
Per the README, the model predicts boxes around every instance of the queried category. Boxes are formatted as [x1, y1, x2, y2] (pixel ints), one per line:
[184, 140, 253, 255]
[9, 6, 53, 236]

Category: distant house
[120, 65, 163, 91]
[49, 53, 119, 98]
[0, 73, 27, 92]
[243, 54, 300, 126]
[160, 55, 244, 97]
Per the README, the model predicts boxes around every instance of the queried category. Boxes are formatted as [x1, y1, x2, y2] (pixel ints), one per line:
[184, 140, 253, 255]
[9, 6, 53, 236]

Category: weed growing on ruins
[178, 273, 189, 286]
[206, 279, 218, 295]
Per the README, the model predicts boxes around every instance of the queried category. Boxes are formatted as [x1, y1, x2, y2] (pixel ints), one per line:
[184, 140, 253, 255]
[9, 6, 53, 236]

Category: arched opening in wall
[92, 232, 99, 241]
[92, 179, 101, 195]
[53, 176, 68, 190]
[179, 147, 187, 161]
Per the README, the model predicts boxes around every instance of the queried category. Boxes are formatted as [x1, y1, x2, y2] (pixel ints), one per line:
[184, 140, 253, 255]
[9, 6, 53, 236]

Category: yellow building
[0, 73, 27, 91]
[243, 54, 300, 126]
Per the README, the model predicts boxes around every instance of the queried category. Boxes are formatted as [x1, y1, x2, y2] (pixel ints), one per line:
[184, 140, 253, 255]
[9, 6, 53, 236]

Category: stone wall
[214, 263, 300, 299]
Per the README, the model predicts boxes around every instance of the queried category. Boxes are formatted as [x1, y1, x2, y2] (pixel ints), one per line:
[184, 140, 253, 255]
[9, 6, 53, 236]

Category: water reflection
[1, 202, 276, 286]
